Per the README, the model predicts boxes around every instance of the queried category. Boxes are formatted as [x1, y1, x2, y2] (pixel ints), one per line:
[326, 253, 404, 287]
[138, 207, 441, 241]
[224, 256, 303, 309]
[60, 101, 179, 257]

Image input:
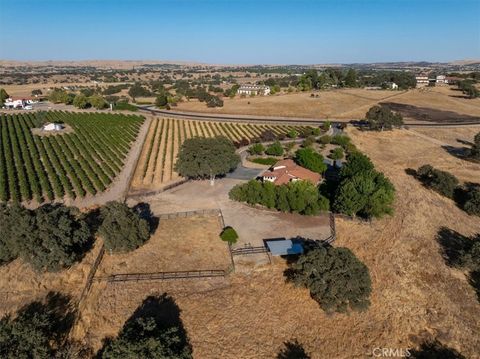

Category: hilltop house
[435, 75, 448, 85]
[261, 159, 321, 185]
[237, 85, 271, 96]
[415, 75, 429, 88]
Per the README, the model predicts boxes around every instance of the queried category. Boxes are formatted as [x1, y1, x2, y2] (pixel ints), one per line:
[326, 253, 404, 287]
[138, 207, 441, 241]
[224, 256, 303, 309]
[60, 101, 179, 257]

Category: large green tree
[73, 93, 89, 109]
[175, 136, 240, 185]
[0, 204, 92, 272]
[365, 105, 404, 131]
[20, 205, 91, 272]
[288, 246, 372, 312]
[344, 68, 358, 87]
[0, 293, 75, 359]
[294, 148, 327, 174]
[89, 95, 107, 109]
[333, 152, 395, 218]
[0, 88, 9, 104]
[416, 165, 459, 199]
[98, 202, 150, 253]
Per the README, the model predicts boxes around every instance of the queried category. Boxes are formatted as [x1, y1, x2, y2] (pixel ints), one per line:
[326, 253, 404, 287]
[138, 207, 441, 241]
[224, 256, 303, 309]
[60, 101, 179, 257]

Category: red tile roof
[262, 159, 321, 185]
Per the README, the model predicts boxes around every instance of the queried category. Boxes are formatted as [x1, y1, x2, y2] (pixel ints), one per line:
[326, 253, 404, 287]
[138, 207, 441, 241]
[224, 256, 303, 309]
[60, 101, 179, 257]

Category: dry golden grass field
[176, 87, 480, 122]
[70, 126, 480, 358]
[0, 240, 103, 318]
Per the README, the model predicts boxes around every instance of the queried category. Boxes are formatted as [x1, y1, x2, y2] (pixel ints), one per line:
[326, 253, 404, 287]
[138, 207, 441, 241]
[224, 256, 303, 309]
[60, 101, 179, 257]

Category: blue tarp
[265, 239, 304, 256]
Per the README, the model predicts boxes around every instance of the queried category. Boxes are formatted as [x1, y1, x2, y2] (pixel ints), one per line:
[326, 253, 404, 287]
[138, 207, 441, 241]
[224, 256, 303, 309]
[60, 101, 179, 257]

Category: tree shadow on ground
[436, 227, 472, 268]
[381, 102, 480, 123]
[468, 270, 480, 302]
[441, 145, 471, 161]
[2, 292, 76, 350]
[133, 202, 160, 234]
[409, 339, 465, 359]
[84, 207, 102, 235]
[98, 294, 191, 357]
[277, 339, 311, 359]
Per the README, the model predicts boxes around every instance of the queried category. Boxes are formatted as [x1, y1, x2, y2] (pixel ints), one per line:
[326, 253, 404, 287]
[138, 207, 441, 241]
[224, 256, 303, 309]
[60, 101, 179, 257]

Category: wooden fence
[101, 269, 227, 283]
[158, 208, 222, 220]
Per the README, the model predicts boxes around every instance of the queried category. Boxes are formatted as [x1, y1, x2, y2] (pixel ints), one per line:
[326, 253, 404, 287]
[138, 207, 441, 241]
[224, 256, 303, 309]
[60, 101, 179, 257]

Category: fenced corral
[128, 178, 190, 199]
[231, 246, 270, 256]
[100, 269, 227, 284]
[229, 211, 337, 262]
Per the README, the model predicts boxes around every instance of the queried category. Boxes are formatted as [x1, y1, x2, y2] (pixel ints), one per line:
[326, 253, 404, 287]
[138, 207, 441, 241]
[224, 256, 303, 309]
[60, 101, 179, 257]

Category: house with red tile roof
[261, 159, 321, 185]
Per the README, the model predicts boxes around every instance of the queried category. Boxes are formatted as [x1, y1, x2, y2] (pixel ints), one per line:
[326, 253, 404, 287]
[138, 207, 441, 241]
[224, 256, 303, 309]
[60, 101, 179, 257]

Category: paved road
[138, 106, 480, 127]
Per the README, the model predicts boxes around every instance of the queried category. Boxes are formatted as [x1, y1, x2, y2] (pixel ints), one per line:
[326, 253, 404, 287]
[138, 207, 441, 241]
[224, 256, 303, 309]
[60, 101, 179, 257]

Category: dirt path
[65, 116, 152, 208]
[406, 129, 452, 147]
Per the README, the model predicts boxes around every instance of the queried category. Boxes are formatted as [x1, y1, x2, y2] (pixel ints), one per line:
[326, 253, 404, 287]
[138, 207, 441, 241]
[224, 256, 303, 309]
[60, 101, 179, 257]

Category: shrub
[470, 132, 480, 161]
[288, 246, 372, 312]
[302, 135, 316, 147]
[318, 135, 332, 145]
[294, 148, 327, 174]
[206, 95, 223, 108]
[265, 141, 284, 156]
[287, 130, 298, 139]
[463, 186, 480, 216]
[416, 165, 459, 199]
[322, 121, 331, 131]
[220, 227, 238, 244]
[248, 143, 265, 155]
[99, 202, 150, 253]
[330, 135, 351, 147]
[229, 180, 329, 215]
[259, 129, 277, 142]
[155, 94, 168, 108]
[114, 102, 138, 111]
[329, 147, 344, 161]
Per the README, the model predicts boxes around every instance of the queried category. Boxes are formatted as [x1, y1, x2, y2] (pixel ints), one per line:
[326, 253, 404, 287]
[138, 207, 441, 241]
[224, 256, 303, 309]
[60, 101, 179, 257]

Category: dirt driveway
[128, 178, 331, 248]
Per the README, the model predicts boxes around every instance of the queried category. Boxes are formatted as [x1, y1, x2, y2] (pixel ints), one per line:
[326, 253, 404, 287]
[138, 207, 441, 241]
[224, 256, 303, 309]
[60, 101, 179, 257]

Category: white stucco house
[237, 85, 271, 96]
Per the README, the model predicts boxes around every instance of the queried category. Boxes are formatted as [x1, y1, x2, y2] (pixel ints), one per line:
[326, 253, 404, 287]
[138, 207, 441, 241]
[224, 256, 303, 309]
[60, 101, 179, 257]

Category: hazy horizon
[1, 0, 479, 64]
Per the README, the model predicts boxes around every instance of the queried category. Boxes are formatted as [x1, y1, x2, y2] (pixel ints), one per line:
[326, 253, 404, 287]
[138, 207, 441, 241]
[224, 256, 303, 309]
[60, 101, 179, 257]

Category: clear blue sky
[0, 0, 479, 64]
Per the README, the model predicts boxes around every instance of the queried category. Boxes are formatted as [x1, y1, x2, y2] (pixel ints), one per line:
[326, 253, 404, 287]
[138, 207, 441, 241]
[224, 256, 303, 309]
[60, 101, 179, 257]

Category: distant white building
[436, 75, 448, 85]
[415, 75, 429, 88]
[3, 98, 36, 109]
[4, 98, 25, 109]
[43, 123, 64, 131]
[386, 82, 399, 90]
[237, 84, 271, 96]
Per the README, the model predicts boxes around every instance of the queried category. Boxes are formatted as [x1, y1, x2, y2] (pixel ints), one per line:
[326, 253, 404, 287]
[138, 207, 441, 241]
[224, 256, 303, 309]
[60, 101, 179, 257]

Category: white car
[24, 105, 33, 110]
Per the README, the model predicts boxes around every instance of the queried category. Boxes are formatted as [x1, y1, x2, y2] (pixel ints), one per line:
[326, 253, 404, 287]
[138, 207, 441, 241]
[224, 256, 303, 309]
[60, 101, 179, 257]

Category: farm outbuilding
[42, 123, 64, 131]
[265, 239, 304, 256]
